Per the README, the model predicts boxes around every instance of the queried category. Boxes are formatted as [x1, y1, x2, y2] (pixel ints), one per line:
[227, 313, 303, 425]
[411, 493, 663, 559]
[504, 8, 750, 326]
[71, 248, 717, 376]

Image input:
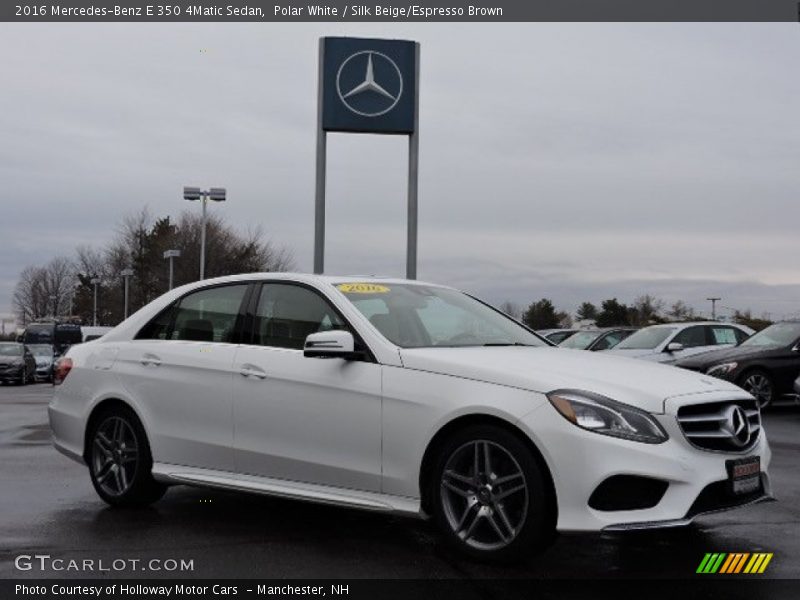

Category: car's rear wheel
[739, 370, 775, 409]
[88, 406, 166, 506]
[430, 424, 555, 562]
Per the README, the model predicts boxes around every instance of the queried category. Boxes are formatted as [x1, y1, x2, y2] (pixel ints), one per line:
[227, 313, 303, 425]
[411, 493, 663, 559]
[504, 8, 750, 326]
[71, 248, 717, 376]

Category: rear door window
[137, 284, 248, 343]
[711, 326, 738, 345]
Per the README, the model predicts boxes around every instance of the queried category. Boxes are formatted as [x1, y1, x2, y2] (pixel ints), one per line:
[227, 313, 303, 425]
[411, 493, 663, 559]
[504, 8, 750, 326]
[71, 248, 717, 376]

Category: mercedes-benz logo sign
[723, 405, 751, 448]
[336, 50, 403, 118]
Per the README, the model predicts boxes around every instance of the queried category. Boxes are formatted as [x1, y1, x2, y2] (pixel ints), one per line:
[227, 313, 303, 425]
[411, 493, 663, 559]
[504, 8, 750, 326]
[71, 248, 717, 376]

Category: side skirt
[151, 463, 422, 517]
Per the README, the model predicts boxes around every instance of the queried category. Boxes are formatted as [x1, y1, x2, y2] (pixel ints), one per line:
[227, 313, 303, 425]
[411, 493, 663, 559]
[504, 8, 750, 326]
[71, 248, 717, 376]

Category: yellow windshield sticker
[337, 283, 390, 294]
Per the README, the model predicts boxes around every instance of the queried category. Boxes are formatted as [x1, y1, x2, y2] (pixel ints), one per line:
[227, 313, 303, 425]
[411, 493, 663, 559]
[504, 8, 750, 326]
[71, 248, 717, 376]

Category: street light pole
[120, 268, 134, 320]
[163, 250, 181, 290]
[707, 297, 721, 321]
[90, 277, 101, 326]
[183, 187, 226, 280]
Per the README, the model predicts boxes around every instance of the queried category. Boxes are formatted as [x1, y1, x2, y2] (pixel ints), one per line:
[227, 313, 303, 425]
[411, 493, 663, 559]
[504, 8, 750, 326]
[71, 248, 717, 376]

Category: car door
[113, 283, 250, 473]
[232, 282, 382, 492]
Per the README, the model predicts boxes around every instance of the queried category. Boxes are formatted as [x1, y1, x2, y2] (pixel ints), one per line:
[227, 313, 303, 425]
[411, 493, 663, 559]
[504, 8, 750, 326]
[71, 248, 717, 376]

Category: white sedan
[603, 321, 754, 364]
[49, 274, 771, 561]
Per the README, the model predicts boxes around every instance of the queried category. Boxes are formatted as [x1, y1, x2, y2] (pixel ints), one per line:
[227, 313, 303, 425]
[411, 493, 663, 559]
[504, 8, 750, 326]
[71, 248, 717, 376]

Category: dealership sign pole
[314, 37, 420, 278]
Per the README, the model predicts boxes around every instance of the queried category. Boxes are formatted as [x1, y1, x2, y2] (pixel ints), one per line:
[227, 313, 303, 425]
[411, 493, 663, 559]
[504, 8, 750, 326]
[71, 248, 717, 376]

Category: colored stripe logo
[697, 553, 773, 574]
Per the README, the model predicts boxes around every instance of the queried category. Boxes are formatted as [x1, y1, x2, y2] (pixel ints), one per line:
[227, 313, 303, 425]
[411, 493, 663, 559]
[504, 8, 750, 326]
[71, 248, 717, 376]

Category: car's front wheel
[430, 425, 555, 562]
[88, 406, 166, 506]
[739, 370, 775, 409]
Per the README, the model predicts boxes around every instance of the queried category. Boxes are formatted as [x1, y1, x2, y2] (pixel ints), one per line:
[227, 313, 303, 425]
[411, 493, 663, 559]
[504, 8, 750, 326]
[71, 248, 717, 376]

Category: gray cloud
[1, 23, 798, 321]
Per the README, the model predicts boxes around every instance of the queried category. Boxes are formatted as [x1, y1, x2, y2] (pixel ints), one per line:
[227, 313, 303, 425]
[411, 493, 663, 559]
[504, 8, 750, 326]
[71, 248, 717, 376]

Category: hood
[677, 345, 780, 368]
[399, 346, 740, 413]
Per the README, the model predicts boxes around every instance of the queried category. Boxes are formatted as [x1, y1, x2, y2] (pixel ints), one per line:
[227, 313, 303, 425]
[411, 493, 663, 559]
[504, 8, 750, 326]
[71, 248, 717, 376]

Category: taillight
[53, 357, 73, 385]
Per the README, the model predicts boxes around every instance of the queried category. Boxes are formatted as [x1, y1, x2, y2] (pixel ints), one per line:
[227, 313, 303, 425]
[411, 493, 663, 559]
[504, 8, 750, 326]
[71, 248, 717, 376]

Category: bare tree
[12, 258, 76, 324]
[667, 300, 695, 322]
[499, 300, 522, 320]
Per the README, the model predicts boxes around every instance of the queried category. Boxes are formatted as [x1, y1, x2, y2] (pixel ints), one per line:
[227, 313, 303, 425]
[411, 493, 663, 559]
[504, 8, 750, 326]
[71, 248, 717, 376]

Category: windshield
[740, 322, 800, 348]
[0, 344, 23, 357]
[559, 330, 602, 349]
[27, 344, 53, 357]
[615, 326, 676, 350]
[336, 282, 548, 348]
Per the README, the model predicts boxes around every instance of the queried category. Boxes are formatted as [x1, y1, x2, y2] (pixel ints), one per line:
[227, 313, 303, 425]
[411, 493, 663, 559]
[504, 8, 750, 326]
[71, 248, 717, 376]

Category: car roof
[181, 272, 449, 289]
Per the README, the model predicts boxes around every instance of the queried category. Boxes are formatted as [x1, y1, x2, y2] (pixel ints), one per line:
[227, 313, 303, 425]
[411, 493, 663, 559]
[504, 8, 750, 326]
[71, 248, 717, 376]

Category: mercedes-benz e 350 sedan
[49, 274, 772, 561]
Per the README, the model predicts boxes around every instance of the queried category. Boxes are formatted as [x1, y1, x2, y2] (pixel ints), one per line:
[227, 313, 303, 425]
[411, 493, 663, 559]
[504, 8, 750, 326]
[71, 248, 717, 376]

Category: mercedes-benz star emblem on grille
[336, 50, 403, 117]
[723, 405, 751, 448]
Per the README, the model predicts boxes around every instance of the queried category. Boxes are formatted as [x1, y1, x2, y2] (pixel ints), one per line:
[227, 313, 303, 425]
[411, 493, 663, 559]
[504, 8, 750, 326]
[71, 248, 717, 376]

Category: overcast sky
[1, 23, 798, 322]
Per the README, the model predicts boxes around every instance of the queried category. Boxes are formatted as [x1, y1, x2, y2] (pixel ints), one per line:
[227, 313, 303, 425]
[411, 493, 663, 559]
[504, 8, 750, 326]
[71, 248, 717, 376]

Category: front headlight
[547, 390, 668, 444]
[706, 362, 738, 377]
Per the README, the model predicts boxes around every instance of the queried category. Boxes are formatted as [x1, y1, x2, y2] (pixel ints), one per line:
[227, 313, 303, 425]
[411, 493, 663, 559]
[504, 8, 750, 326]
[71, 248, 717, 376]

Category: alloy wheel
[439, 440, 528, 551]
[743, 373, 773, 408]
[91, 416, 139, 497]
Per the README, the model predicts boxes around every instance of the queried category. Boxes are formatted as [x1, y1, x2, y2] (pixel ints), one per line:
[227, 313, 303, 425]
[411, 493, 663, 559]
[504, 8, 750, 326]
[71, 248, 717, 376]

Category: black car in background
[21, 322, 82, 355]
[676, 321, 800, 408]
[558, 327, 637, 351]
[0, 343, 37, 385]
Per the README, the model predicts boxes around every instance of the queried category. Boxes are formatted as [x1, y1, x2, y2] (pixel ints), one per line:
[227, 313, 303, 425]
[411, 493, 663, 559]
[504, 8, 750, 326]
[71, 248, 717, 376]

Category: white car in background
[603, 322, 754, 364]
[48, 275, 770, 561]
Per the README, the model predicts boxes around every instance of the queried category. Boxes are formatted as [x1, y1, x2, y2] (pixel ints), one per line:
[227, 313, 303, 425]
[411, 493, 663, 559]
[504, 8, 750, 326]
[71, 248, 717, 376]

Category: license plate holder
[727, 456, 761, 496]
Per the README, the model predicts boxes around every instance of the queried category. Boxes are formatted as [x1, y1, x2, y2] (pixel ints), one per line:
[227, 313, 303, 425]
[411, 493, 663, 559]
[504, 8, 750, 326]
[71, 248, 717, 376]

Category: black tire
[738, 369, 775, 409]
[429, 424, 555, 563]
[87, 405, 166, 507]
[16, 368, 27, 386]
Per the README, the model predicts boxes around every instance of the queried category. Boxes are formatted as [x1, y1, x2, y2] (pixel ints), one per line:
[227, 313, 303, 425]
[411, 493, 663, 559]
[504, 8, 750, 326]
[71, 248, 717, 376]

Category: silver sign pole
[314, 38, 327, 275]
[406, 42, 421, 280]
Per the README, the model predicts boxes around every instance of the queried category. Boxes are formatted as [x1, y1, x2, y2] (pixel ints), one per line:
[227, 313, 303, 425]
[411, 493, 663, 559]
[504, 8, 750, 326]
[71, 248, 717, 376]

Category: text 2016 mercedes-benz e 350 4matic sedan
[49, 274, 772, 561]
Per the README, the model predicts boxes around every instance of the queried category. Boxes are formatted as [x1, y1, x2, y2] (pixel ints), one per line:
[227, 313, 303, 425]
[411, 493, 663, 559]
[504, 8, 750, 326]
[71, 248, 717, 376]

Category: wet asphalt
[0, 383, 798, 580]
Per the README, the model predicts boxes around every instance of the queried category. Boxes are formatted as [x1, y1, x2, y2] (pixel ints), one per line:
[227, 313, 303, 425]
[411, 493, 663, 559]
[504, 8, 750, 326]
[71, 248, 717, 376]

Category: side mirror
[304, 330, 360, 360]
[665, 342, 684, 353]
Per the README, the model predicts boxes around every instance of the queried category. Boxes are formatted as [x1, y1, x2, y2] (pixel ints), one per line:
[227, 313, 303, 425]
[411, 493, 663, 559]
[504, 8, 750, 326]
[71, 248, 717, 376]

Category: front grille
[677, 398, 760, 452]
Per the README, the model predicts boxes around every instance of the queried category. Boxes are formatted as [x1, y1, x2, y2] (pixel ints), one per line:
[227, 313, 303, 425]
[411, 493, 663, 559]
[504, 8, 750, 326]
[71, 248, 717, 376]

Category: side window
[673, 326, 706, 348]
[136, 284, 248, 343]
[733, 328, 750, 344]
[711, 326, 738, 345]
[254, 284, 346, 350]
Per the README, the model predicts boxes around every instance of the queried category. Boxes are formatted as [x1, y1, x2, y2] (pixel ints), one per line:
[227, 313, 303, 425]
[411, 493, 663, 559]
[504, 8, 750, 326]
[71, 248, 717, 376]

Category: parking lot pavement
[1, 383, 798, 580]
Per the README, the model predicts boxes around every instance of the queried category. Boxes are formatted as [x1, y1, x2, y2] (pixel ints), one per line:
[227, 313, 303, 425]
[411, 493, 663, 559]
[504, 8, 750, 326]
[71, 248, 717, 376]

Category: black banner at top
[2, 0, 799, 22]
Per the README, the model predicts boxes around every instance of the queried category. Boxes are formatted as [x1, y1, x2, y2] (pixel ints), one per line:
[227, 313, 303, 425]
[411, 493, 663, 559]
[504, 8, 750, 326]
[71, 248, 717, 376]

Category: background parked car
[676, 321, 800, 408]
[0, 343, 36, 385]
[536, 329, 577, 344]
[603, 321, 753, 364]
[81, 326, 113, 342]
[558, 328, 637, 351]
[27, 343, 55, 382]
[22, 321, 83, 355]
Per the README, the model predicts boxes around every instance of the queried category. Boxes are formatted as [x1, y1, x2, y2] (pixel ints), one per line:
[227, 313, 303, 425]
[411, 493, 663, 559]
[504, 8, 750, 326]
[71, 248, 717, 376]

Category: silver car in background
[604, 322, 753, 364]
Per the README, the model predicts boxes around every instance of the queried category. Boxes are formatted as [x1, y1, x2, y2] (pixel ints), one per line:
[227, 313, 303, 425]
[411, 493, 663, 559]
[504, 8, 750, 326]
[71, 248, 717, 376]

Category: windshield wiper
[482, 342, 535, 347]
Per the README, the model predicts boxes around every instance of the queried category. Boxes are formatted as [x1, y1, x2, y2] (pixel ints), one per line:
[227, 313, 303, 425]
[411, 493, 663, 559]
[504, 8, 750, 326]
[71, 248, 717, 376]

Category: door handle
[140, 353, 162, 367]
[239, 364, 267, 379]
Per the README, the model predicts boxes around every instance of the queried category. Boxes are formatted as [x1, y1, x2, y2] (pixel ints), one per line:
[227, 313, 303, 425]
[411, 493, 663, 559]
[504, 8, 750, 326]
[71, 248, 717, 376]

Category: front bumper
[517, 396, 772, 532]
[35, 365, 53, 380]
[0, 365, 24, 380]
